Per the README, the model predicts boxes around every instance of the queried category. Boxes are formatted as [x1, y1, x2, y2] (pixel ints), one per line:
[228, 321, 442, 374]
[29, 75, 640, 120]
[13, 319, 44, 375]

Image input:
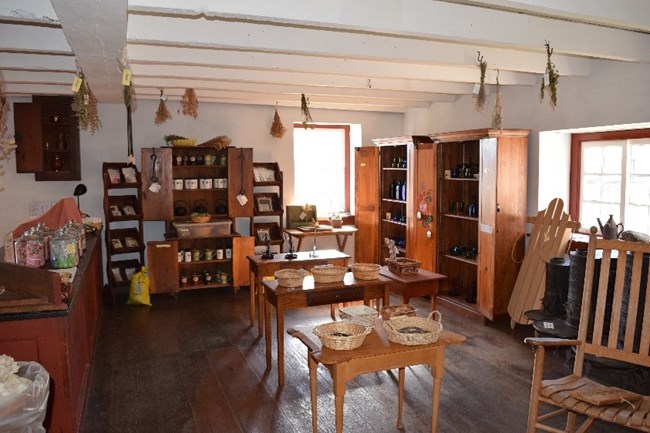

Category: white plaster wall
[409, 59, 650, 216]
[1, 99, 402, 262]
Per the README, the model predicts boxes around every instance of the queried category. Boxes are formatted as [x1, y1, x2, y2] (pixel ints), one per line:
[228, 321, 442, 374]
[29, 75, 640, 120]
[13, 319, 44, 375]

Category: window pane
[582, 175, 603, 201]
[601, 175, 621, 203]
[628, 175, 650, 206]
[582, 146, 602, 173]
[625, 205, 650, 234]
[630, 142, 650, 175]
[602, 145, 622, 174]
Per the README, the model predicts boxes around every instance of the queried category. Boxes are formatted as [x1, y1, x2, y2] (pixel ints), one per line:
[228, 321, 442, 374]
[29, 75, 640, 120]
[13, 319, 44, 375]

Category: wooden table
[289, 321, 465, 433]
[264, 273, 390, 386]
[379, 266, 447, 311]
[283, 225, 358, 252]
[248, 250, 350, 336]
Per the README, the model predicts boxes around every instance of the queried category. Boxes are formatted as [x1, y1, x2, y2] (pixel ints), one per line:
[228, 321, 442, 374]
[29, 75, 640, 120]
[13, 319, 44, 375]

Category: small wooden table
[283, 225, 358, 252]
[248, 250, 350, 336]
[379, 266, 446, 311]
[264, 273, 390, 386]
[288, 321, 465, 433]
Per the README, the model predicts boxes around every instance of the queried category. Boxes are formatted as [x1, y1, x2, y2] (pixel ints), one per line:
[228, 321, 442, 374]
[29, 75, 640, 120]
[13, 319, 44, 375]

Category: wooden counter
[0, 231, 104, 433]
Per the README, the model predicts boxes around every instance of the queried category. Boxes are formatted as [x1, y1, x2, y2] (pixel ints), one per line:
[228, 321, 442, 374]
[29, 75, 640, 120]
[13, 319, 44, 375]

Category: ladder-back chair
[525, 227, 650, 432]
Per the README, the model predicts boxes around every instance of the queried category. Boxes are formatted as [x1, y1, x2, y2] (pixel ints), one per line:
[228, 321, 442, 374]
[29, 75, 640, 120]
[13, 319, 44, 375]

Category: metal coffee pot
[597, 214, 624, 240]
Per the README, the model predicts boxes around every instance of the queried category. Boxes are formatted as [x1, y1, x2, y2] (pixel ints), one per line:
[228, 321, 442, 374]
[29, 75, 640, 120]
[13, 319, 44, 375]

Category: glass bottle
[401, 180, 407, 201]
[394, 180, 402, 201]
[389, 180, 395, 199]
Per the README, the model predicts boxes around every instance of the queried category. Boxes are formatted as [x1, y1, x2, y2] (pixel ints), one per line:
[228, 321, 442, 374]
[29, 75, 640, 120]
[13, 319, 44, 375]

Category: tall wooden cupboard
[354, 136, 437, 272]
[432, 128, 529, 320]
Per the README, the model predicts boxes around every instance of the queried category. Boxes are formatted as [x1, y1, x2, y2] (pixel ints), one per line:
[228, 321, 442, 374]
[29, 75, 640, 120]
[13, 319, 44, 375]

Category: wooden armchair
[525, 227, 650, 432]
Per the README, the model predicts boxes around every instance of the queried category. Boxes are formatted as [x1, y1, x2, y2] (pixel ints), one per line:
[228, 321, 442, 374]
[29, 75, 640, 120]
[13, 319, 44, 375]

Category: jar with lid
[13, 232, 29, 266]
[50, 229, 79, 269]
[25, 232, 46, 268]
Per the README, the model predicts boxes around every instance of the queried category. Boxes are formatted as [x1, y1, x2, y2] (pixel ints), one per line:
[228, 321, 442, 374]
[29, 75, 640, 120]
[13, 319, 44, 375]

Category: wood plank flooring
[81, 289, 635, 433]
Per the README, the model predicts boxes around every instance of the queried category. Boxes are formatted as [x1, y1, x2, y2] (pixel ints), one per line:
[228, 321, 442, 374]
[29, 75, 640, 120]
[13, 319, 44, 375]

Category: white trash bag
[0, 357, 50, 433]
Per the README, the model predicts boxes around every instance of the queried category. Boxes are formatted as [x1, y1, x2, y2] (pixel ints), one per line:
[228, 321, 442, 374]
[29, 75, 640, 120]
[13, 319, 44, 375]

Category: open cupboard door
[354, 146, 380, 264]
[477, 138, 497, 320]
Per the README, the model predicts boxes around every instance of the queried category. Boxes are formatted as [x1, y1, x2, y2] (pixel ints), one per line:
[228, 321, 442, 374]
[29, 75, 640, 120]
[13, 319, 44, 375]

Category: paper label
[236, 194, 248, 206]
[122, 68, 132, 86]
[299, 211, 307, 220]
[543, 321, 555, 329]
[148, 182, 161, 193]
[71, 76, 83, 93]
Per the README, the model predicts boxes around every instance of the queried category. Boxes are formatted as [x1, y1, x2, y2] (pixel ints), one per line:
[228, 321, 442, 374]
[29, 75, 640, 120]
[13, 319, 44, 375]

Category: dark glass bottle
[401, 180, 406, 201]
[394, 180, 402, 200]
[389, 181, 395, 199]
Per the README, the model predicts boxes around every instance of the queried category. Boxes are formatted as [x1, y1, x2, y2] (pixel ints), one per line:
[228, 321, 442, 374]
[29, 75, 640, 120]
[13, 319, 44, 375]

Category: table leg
[257, 276, 264, 337]
[335, 234, 344, 251]
[333, 370, 345, 433]
[383, 287, 390, 308]
[249, 270, 255, 327]
[296, 237, 303, 251]
[397, 367, 405, 429]
[429, 348, 446, 433]
[277, 303, 285, 387]
[309, 354, 318, 433]
[265, 296, 272, 370]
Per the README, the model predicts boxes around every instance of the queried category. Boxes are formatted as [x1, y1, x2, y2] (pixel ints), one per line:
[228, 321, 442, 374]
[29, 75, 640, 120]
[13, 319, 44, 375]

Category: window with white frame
[293, 125, 350, 217]
[579, 138, 650, 234]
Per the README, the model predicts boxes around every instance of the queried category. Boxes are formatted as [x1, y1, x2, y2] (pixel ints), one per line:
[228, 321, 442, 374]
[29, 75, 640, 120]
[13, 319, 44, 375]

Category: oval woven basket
[311, 264, 347, 284]
[382, 311, 443, 346]
[274, 269, 305, 288]
[380, 304, 416, 321]
[313, 321, 371, 350]
[339, 305, 379, 327]
[350, 263, 381, 280]
[190, 213, 211, 223]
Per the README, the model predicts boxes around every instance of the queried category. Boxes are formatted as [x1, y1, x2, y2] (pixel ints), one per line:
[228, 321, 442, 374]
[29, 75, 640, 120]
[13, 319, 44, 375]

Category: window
[293, 124, 350, 216]
[570, 129, 650, 234]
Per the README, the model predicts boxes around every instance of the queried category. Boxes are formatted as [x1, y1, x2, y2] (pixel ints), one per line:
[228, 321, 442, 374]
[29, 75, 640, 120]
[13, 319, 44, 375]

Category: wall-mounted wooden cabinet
[432, 128, 529, 320]
[14, 95, 81, 181]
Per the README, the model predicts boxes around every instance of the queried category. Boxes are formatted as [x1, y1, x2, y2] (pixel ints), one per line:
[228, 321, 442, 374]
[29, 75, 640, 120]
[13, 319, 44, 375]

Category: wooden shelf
[442, 254, 478, 266]
[444, 177, 479, 182]
[179, 259, 232, 266]
[382, 219, 407, 227]
[443, 213, 478, 222]
[382, 198, 407, 204]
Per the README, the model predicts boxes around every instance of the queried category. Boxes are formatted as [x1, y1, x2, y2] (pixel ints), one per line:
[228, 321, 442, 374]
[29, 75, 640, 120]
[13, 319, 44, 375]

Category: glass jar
[25, 233, 46, 268]
[13, 232, 28, 266]
[50, 230, 79, 269]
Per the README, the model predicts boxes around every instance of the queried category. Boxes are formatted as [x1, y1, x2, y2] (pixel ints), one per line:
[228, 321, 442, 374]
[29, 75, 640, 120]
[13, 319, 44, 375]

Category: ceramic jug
[597, 214, 624, 240]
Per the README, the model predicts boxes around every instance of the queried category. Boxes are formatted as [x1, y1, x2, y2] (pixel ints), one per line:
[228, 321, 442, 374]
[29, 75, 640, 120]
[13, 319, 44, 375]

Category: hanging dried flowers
[180, 88, 198, 118]
[119, 59, 136, 164]
[0, 86, 17, 192]
[475, 51, 488, 112]
[540, 40, 559, 109]
[270, 107, 287, 138]
[492, 70, 503, 131]
[300, 93, 313, 128]
[71, 72, 102, 134]
[154, 88, 172, 125]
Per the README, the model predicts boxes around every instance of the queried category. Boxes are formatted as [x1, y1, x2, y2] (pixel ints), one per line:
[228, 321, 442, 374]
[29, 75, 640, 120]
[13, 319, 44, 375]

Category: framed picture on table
[256, 196, 273, 212]
[256, 228, 271, 243]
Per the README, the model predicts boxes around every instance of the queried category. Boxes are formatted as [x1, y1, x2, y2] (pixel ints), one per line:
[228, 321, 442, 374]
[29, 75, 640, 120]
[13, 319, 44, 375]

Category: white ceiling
[1, 0, 649, 113]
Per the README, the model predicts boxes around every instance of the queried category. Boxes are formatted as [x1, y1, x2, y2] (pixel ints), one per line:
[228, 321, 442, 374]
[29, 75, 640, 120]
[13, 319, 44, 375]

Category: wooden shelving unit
[251, 162, 284, 252]
[102, 162, 145, 291]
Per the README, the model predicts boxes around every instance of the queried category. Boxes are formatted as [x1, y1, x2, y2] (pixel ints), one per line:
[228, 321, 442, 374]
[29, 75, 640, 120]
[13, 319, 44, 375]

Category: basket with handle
[382, 311, 443, 345]
[350, 263, 381, 280]
[312, 321, 372, 350]
[311, 264, 347, 284]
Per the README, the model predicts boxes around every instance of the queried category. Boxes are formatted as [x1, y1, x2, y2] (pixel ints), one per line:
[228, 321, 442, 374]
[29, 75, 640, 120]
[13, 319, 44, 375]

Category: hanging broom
[154, 88, 172, 125]
[270, 107, 287, 138]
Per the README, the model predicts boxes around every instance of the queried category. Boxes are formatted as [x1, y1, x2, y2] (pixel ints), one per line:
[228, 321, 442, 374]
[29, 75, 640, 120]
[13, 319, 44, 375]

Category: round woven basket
[339, 305, 379, 327]
[274, 269, 305, 288]
[380, 304, 416, 321]
[350, 263, 381, 280]
[311, 264, 347, 284]
[383, 311, 443, 346]
[313, 321, 371, 350]
[190, 213, 211, 223]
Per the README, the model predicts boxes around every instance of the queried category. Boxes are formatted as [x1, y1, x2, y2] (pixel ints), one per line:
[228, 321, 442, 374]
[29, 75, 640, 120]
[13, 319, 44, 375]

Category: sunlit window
[293, 125, 349, 217]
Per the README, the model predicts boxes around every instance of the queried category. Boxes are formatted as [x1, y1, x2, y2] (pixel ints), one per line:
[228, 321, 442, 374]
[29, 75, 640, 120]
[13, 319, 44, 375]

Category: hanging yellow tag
[71, 76, 83, 93]
[122, 68, 132, 86]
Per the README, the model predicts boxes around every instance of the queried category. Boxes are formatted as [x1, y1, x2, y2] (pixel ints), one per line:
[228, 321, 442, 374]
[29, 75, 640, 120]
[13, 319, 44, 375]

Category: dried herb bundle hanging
[180, 88, 198, 118]
[492, 70, 503, 131]
[300, 93, 313, 128]
[270, 107, 287, 138]
[119, 59, 136, 164]
[475, 51, 488, 112]
[540, 40, 559, 109]
[71, 73, 102, 134]
[154, 88, 172, 125]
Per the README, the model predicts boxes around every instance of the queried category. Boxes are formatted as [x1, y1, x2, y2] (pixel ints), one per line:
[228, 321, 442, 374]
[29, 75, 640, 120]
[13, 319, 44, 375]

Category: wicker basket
[386, 257, 422, 275]
[383, 311, 443, 346]
[274, 269, 305, 288]
[190, 213, 211, 223]
[339, 305, 379, 327]
[350, 263, 381, 280]
[380, 304, 417, 320]
[311, 264, 347, 284]
[313, 321, 372, 350]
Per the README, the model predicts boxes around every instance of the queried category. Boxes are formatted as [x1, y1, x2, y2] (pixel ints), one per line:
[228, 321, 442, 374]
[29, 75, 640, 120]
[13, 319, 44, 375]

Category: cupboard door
[227, 147, 254, 218]
[232, 236, 255, 287]
[354, 146, 380, 264]
[477, 138, 497, 319]
[147, 240, 179, 294]
[408, 142, 437, 272]
[14, 102, 43, 173]
[141, 147, 174, 221]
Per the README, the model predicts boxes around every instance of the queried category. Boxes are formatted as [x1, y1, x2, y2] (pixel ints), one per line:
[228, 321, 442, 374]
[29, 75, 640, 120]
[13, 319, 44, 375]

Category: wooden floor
[81, 288, 635, 433]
